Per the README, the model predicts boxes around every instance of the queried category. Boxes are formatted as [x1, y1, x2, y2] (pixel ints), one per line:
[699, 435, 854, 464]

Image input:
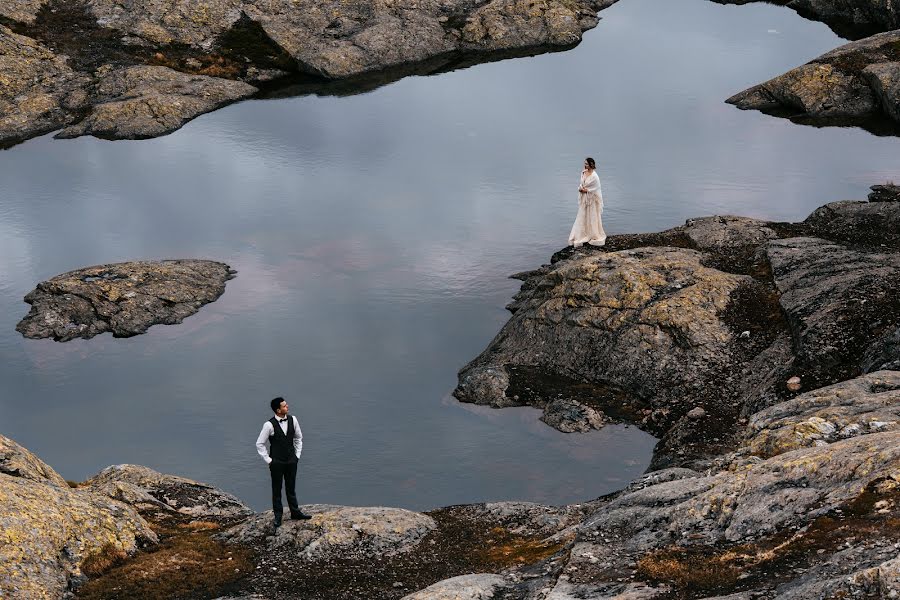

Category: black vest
[268, 415, 298, 464]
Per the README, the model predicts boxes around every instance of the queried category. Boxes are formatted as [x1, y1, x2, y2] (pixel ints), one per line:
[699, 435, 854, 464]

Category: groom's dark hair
[270, 397, 286, 412]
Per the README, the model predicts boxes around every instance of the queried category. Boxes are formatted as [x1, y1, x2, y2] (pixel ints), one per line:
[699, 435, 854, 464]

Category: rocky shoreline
[0, 0, 616, 148]
[3, 186, 899, 599]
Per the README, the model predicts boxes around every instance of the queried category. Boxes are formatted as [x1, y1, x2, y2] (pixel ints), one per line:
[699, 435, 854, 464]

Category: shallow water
[1, 0, 898, 511]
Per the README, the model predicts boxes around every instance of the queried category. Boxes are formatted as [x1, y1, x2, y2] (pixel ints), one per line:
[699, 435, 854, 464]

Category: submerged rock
[727, 30, 900, 133]
[16, 259, 236, 341]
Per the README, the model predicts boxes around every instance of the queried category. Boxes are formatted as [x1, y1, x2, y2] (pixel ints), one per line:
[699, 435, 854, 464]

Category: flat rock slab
[400, 573, 507, 600]
[83, 464, 253, 520]
[220, 505, 437, 559]
[16, 259, 236, 341]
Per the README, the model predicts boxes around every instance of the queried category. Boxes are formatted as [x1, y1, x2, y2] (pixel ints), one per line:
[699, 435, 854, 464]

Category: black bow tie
[278, 418, 288, 423]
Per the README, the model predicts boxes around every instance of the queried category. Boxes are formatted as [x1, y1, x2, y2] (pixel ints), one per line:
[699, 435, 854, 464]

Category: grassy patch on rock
[75, 516, 254, 600]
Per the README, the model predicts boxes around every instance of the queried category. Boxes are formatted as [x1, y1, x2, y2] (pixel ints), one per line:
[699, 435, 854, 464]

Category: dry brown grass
[478, 526, 568, 567]
[81, 543, 128, 577]
[75, 529, 253, 600]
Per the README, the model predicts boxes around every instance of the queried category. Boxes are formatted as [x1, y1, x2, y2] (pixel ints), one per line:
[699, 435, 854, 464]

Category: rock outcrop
[727, 30, 900, 133]
[16, 259, 236, 341]
[0, 0, 617, 146]
[83, 463, 253, 520]
[0, 436, 157, 600]
[712, 0, 900, 40]
[220, 505, 437, 559]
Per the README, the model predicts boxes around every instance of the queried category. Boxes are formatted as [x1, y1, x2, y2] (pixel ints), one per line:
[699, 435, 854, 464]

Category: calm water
[2, 0, 899, 511]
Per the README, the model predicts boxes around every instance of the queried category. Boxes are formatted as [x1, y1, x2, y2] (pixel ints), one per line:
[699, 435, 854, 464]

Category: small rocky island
[2, 187, 898, 599]
[16, 260, 236, 341]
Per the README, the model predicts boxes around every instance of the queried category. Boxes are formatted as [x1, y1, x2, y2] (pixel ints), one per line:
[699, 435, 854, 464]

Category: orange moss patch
[478, 526, 568, 567]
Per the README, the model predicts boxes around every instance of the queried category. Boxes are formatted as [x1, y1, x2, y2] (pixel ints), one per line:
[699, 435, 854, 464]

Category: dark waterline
[1, 0, 899, 511]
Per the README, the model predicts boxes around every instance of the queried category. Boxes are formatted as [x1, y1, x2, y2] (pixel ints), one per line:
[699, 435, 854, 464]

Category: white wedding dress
[568, 169, 606, 247]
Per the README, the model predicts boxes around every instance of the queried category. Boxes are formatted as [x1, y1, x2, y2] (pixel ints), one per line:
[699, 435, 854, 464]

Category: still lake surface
[2, 0, 899, 511]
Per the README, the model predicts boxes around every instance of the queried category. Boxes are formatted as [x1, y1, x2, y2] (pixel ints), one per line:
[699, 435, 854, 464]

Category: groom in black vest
[255, 397, 312, 527]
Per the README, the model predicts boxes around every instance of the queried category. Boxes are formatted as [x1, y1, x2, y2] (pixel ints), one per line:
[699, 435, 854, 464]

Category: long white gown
[568, 169, 606, 247]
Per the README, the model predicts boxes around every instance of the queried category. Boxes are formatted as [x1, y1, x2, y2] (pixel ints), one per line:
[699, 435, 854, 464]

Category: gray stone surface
[56, 65, 257, 140]
[0, 0, 48, 24]
[220, 504, 437, 559]
[541, 398, 607, 432]
[401, 574, 507, 600]
[16, 259, 236, 341]
[0, 434, 68, 487]
[83, 463, 253, 519]
[727, 30, 900, 130]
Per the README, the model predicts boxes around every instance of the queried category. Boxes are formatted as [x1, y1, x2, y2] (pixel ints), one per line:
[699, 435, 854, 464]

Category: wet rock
[56, 65, 257, 140]
[455, 246, 750, 428]
[869, 183, 900, 203]
[541, 398, 607, 433]
[400, 573, 507, 600]
[220, 505, 437, 559]
[766, 237, 900, 385]
[82, 464, 253, 520]
[0, 26, 91, 148]
[0, 434, 67, 487]
[727, 30, 900, 132]
[744, 370, 900, 458]
[16, 259, 236, 342]
[0, 470, 157, 599]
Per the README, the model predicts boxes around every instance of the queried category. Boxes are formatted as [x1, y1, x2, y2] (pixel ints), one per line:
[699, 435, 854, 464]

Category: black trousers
[269, 461, 299, 514]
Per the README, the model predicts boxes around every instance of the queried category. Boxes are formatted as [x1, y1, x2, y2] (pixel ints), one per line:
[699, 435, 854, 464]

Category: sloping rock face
[0, 434, 68, 487]
[713, 0, 900, 39]
[16, 259, 236, 341]
[0, 453, 157, 599]
[56, 65, 257, 140]
[220, 505, 437, 559]
[0, 0, 616, 146]
[83, 463, 253, 520]
[455, 246, 751, 423]
[0, 26, 91, 147]
[727, 30, 900, 133]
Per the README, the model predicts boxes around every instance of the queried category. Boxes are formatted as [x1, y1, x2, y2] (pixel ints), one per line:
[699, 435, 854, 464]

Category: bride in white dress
[568, 157, 607, 247]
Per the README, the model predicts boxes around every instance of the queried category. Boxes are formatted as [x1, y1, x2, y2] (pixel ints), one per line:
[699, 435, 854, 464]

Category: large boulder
[400, 574, 508, 600]
[0, 434, 67, 487]
[766, 237, 900, 388]
[83, 463, 253, 520]
[16, 259, 236, 341]
[455, 246, 751, 426]
[0, 471, 156, 599]
[727, 30, 900, 132]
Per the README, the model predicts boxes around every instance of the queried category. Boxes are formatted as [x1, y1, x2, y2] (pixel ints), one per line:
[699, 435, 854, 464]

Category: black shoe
[291, 511, 312, 520]
[273, 513, 283, 529]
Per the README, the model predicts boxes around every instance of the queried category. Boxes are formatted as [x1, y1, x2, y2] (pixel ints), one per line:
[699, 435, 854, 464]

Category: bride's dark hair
[585, 157, 596, 170]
